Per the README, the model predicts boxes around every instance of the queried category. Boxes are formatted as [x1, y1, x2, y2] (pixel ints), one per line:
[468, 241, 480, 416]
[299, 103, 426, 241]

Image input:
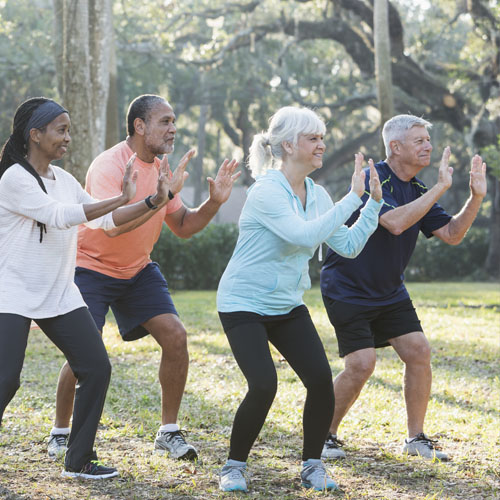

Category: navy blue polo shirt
[320, 161, 452, 305]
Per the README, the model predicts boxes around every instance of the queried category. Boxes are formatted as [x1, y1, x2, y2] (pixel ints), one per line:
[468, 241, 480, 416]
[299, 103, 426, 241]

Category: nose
[319, 139, 326, 151]
[65, 131, 71, 143]
[169, 122, 177, 134]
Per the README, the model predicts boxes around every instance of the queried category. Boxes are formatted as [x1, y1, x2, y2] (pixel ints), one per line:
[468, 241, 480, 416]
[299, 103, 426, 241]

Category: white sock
[159, 423, 179, 433]
[51, 426, 70, 436]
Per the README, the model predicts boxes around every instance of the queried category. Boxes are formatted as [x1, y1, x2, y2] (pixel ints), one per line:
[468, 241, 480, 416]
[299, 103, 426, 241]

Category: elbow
[446, 235, 463, 246]
[104, 228, 121, 238]
[388, 225, 404, 236]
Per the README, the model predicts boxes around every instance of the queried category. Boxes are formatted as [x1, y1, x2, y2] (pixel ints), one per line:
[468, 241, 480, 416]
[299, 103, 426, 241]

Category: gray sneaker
[47, 433, 68, 460]
[321, 433, 346, 460]
[402, 433, 449, 461]
[154, 429, 198, 460]
[301, 459, 338, 491]
[219, 462, 248, 492]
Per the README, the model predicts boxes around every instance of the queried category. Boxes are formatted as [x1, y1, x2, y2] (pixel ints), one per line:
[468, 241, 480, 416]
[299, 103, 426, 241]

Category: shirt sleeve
[249, 183, 363, 248]
[72, 179, 116, 231]
[0, 166, 87, 229]
[325, 197, 383, 257]
[420, 203, 452, 238]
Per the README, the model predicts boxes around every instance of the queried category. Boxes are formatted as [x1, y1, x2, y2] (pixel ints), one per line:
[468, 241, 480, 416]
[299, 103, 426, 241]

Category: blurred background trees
[0, 0, 498, 281]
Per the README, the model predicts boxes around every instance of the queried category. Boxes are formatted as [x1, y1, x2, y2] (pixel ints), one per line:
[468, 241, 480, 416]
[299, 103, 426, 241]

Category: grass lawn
[0, 282, 499, 499]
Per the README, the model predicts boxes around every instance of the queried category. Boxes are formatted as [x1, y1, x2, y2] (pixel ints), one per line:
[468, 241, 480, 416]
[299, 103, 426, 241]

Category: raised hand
[122, 153, 138, 202]
[351, 152, 366, 198]
[164, 149, 195, 196]
[208, 159, 241, 205]
[368, 159, 382, 202]
[469, 154, 487, 198]
[437, 146, 453, 191]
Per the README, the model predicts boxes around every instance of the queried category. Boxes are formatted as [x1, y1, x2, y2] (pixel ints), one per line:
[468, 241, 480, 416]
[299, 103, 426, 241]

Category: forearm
[380, 183, 447, 235]
[443, 194, 484, 244]
[171, 197, 221, 238]
[106, 194, 169, 237]
[83, 194, 130, 222]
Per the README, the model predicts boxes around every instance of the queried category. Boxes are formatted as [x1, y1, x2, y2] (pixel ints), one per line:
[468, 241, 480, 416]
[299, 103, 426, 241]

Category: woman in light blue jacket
[216, 106, 383, 493]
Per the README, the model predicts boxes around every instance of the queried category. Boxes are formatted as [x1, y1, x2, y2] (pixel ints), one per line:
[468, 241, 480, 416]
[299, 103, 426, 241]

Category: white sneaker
[154, 429, 198, 460]
[301, 459, 338, 491]
[47, 433, 68, 460]
[219, 461, 248, 492]
[402, 433, 449, 461]
[321, 433, 346, 460]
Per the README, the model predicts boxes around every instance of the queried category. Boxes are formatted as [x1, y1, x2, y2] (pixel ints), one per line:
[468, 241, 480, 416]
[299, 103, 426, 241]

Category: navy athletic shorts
[322, 296, 423, 357]
[75, 262, 178, 341]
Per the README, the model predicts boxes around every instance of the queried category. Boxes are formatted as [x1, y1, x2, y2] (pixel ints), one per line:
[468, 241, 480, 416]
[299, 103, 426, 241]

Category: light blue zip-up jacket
[217, 169, 383, 315]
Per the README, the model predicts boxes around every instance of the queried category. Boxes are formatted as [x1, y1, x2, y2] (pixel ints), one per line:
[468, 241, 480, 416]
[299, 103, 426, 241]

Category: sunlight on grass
[1, 283, 498, 499]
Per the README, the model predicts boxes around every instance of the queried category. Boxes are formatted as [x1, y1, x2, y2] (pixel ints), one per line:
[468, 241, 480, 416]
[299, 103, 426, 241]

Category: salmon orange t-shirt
[76, 141, 183, 279]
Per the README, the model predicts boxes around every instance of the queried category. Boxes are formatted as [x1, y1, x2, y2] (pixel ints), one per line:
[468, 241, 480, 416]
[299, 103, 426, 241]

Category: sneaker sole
[154, 447, 198, 461]
[302, 481, 338, 491]
[321, 452, 346, 460]
[61, 470, 119, 480]
[219, 484, 248, 492]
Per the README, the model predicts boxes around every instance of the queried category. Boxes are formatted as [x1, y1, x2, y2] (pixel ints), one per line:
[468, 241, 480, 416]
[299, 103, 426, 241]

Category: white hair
[248, 106, 326, 178]
[382, 114, 433, 158]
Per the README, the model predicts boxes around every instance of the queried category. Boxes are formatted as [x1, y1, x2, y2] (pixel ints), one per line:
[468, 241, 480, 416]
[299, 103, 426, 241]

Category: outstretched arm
[432, 155, 487, 245]
[165, 158, 240, 238]
[379, 147, 453, 235]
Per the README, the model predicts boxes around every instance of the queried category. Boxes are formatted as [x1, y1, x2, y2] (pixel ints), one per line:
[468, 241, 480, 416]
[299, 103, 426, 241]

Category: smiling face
[395, 125, 433, 169]
[287, 133, 326, 172]
[142, 101, 177, 156]
[34, 112, 71, 161]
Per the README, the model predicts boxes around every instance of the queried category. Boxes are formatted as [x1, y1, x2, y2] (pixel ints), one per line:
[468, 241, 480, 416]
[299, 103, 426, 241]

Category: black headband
[23, 101, 69, 142]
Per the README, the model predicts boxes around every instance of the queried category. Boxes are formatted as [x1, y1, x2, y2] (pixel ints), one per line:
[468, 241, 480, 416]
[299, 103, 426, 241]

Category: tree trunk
[54, 0, 112, 182]
[106, 32, 120, 149]
[193, 103, 209, 206]
[374, 0, 394, 158]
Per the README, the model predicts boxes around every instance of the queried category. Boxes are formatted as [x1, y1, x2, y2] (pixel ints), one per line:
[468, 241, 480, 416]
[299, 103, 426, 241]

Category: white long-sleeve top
[0, 163, 115, 318]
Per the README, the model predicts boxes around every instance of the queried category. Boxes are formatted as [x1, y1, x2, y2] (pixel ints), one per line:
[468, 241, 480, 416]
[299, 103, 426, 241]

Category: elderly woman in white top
[0, 97, 169, 479]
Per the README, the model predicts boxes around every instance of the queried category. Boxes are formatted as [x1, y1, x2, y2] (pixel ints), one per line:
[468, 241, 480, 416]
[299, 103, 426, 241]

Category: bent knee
[345, 350, 376, 381]
[248, 378, 277, 403]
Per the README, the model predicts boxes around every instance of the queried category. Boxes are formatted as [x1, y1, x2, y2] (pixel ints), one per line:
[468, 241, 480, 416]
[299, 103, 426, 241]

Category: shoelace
[51, 434, 67, 446]
[412, 433, 441, 450]
[224, 466, 246, 480]
[163, 429, 189, 444]
[325, 435, 344, 448]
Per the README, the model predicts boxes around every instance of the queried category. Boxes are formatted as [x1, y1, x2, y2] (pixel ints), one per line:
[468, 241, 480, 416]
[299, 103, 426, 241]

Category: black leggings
[0, 307, 111, 470]
[221, 307, 334, 461]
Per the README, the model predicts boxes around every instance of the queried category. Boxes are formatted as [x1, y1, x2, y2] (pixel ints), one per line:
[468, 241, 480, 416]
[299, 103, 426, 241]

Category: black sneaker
[62, 459, 119, 479]
[321, 433, 346, 459]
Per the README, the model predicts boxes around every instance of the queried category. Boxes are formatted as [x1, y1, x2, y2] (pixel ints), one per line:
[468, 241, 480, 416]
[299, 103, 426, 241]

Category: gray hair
[382, 114, 432, 158]
[248, 106, 326, 178]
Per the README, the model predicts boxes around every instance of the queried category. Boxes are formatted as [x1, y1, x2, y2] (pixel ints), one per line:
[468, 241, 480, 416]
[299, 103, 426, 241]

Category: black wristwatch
[144, 195, 158, 210]
[168, 190, 175, 200]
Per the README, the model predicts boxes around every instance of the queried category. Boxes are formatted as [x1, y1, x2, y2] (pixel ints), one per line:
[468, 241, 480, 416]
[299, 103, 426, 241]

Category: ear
[134, 117, 146, 136]
[282, 141, 294, 155]
[389, 140, 400, 156]
[29, 128, 41, 145]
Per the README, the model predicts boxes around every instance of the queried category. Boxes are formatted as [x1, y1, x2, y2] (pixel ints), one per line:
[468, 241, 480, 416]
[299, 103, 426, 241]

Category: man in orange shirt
[48, 94, 240, 461]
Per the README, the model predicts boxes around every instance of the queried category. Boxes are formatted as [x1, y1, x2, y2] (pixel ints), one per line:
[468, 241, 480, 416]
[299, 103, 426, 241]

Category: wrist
[144, 195, 158, 210]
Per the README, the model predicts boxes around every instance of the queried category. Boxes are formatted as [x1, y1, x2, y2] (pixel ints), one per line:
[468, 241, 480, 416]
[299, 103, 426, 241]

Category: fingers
[368, 158, 379, 180]
[125, 153, 137, 171]
[354, 152, 364, 174]
[440, 146, 451, 167]
[471, 154, 483, 172]
[175, 149, 196, 173]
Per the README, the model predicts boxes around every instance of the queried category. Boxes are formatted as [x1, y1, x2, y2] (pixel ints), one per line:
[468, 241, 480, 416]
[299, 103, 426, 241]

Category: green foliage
[405, 227, 490, 282]
[151, 223, 239, 290]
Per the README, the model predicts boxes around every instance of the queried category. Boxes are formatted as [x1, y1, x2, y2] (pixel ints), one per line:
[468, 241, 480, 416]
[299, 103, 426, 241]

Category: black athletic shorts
[322, 296, 423, 357]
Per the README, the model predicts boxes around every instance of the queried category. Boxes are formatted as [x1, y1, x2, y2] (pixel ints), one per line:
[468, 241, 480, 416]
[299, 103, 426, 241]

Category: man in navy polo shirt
[320, 114, 487, 461]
